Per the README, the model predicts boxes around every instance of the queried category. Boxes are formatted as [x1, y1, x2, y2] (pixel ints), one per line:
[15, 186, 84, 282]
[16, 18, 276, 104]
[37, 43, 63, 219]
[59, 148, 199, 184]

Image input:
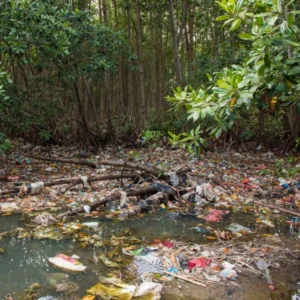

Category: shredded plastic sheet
[134, 255, 165, 275]
[30, 181, 44, 195]
[48, 254, 87, 273]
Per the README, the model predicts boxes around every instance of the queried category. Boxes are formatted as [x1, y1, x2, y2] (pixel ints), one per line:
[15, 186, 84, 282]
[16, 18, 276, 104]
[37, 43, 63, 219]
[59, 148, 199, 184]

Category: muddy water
[0, 211, 294, 298]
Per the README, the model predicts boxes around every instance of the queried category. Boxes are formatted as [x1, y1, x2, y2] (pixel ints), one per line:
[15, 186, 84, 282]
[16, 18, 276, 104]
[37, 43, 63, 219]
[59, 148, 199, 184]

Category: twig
[163, 271, 207, 287]
[253, 200, 300, 217]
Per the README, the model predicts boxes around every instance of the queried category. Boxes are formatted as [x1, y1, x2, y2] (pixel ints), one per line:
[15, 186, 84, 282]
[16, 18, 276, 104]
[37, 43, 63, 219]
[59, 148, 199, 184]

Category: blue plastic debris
[168, 267, 179, 274]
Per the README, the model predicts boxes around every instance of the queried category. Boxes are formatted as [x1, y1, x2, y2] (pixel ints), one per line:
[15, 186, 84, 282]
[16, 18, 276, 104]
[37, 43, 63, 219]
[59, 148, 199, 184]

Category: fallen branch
[28, 155, 191, 179]
[253, 200, 300, 217]
[58, 185, 159, 218]
[29, 155, 161, 176]
[119, 192, 168, 218]
[0, 173, 139, 196]
[59, 184, 192, 218]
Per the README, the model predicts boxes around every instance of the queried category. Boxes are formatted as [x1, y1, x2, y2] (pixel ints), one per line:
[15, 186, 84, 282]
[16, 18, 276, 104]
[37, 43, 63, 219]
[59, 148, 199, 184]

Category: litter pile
[1, 143, 300, 298]
[119, 236, 300, 290]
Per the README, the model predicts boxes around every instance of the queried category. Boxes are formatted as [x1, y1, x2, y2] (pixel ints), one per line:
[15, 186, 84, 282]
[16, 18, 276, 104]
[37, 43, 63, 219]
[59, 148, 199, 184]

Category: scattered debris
[1, 145, 300, 298]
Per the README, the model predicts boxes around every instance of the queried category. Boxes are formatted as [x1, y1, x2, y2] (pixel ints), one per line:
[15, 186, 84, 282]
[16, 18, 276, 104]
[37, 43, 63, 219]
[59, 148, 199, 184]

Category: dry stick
[0, 173, 139, 196]
[253, 200, 300, 217]
[163, 270, 207, 287]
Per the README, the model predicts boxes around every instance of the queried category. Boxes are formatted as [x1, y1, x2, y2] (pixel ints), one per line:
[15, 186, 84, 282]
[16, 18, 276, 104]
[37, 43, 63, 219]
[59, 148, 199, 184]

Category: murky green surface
[0, 210, 292, 297]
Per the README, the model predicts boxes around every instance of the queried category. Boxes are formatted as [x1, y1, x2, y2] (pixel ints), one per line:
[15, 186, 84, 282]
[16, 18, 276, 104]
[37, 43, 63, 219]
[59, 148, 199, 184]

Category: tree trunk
[135, 0, 147, 123]
[169, 0, 185, 88]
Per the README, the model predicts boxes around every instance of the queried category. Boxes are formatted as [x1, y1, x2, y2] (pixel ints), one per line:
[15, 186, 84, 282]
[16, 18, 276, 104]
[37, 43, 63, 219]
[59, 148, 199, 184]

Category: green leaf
[216, 1, 230, 13]
[215, 128, 222, 139]
[200, 138, 208, 148]
[264, 53, 271, 68]
[266, 16, 278, 26]
[206, 107, 214, 116]
[230, 18, 242, 31]
[258, 64, 265, 77]
[216, 15, 230, 21]
[206, 73, 212, 81]
[288, 67, 300, 76]
[238, 33, 253, 40]
[236, 0, 244, 12]
[217, 79, 229, 89]
[287, 14, 294, 26]
[239, 91, 253, 99]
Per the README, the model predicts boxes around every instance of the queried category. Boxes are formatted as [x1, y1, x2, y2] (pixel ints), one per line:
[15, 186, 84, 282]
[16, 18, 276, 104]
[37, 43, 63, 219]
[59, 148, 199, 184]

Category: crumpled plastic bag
[195, 183, 216, 203]
[219, 261, 238, 280]
[188, 257, 211, 271]
[133, 282, 163, 300]
[48, 254, 87, 273]
[199, 209, 230, 223]
[226, 223, 251, 234]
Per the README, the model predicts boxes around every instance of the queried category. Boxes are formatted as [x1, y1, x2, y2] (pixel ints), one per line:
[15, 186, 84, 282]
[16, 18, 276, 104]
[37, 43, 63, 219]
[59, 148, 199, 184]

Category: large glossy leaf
[230, 18, 242, 31]
[238, 33, 253, 40]
[216, 15, 230, 21]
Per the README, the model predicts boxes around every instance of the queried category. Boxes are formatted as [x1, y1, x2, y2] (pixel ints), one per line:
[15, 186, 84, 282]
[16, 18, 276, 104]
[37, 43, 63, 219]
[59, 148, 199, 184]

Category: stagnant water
[0, 210, 293, 297]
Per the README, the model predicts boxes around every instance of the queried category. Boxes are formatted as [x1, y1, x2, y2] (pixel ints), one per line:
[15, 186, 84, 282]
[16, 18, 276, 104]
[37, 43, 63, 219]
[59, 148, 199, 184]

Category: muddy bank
[163, 237, 300, 300]
[163, 261, 300, 300]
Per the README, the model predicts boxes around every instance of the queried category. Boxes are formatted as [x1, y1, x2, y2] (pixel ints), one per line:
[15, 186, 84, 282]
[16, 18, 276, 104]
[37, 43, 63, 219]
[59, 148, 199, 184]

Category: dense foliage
[0, 0, 126, 145]
[0, 0, 299, 151]
[167, 0, 300, 152]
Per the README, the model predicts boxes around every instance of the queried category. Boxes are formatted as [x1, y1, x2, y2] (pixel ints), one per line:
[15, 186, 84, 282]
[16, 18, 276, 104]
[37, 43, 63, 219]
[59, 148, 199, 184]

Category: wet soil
[163, 236, 300, 300]
[162, 260, 300, 300]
